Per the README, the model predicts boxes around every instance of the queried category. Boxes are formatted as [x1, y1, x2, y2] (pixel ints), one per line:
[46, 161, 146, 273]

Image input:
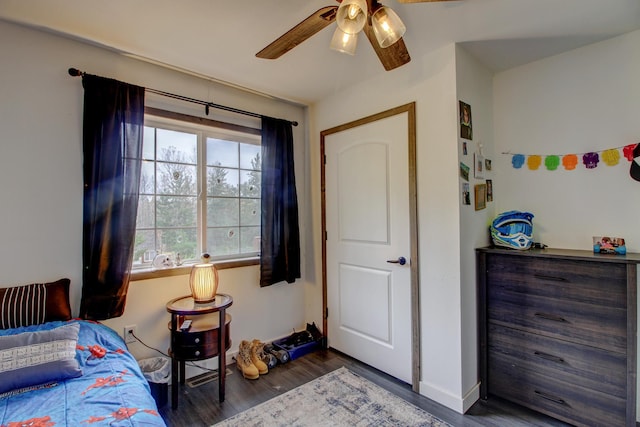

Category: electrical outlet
[124, 325, 137, 344]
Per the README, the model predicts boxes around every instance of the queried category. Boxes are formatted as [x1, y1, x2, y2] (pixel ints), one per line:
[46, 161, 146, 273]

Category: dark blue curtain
[260, 117, 301, 287]
[80, 74, 145, 320]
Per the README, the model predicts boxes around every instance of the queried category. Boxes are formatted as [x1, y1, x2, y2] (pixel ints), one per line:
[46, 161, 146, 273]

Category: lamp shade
[189, 263, 219, 303]
[336, 0, 368, 34]
[330, 27, 358, 55]
[371, 6, 406, 48]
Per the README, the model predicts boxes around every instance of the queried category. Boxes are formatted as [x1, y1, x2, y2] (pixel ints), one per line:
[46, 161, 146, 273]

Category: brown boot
[251, 339, 269, 375]
[236, 340, 259, 380]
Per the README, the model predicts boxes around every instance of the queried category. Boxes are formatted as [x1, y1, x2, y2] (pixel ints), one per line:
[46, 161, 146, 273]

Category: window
[132, 113, 261, 269]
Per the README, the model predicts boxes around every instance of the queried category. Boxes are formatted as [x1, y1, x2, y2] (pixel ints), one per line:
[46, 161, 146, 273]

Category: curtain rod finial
[68, 68, 83, 77]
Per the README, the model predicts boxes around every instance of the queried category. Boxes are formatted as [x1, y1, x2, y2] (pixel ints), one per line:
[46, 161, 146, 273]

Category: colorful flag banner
[505, 143, 638, 171]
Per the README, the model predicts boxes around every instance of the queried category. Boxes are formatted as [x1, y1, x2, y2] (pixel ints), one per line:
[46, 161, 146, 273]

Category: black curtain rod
[67, 68, 298, 127]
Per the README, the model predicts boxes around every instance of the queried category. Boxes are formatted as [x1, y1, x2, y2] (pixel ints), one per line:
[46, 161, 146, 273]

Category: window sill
[130, 257, 260, 282]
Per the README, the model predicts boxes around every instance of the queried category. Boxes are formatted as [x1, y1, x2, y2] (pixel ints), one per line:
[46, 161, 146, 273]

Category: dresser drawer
[489, 361, 626, 427]
[172, 342, 219, 359]
[486, 255, 627, 309]
[488, 324, 626, 398]
[489, 289, 626, 352]
[171, 330, 231, 360]
[170, 314, 231, 361]
[172, 326, 230, 347]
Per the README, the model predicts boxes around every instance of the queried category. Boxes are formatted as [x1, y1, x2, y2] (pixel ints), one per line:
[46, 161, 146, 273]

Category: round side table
[166, 294, 233, 409]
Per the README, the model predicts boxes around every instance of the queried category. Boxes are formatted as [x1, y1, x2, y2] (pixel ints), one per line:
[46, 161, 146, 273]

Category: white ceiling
[1, 0, 639, 105]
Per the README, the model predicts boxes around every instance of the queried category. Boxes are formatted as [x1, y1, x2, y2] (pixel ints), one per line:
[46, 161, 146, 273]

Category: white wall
[493, 30, 640, 252]
[0, 20, 309, 375]
[455, 45, 495, 409]
[312, 44, 475, 412]
[493, 28, 640, 420]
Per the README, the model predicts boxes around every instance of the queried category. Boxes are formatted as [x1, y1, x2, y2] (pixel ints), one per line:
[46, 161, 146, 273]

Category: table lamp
[189, 263, 218, 303]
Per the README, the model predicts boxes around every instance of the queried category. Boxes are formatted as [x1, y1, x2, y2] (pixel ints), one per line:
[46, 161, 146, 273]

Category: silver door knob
[386, 256, 407, 265]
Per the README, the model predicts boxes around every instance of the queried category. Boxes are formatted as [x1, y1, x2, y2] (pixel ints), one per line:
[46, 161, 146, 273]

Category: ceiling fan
[256, 0, 457, 71]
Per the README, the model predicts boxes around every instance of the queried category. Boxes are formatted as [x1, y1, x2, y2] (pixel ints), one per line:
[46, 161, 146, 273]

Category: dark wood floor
[158, 349, 571, 427]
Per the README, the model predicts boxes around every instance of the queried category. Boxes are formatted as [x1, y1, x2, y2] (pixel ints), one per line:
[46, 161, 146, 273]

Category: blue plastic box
[272, 337, 319, 361]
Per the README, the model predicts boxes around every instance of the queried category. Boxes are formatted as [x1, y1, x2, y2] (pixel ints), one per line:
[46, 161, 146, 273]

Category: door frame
[320, 102, 420, 391]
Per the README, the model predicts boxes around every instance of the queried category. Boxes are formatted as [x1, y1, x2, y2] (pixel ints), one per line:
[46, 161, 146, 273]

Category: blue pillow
[0, 322, 82, 393]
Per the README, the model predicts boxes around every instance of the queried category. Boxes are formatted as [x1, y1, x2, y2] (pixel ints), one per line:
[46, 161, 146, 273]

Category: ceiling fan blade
[256, 6, 338, 59]
[396, 0, 458, 3]
[362, 22, 411, 71]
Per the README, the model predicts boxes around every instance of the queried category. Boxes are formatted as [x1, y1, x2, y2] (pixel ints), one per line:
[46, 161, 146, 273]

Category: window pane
[240, 226, 261, 253]
[207, 138, 238, 167]
[157, 129, 197, 164]
[133, 229, 156, 266]
[156, 228, 197, 260]
[140, 161, 155, 194]
[207, 166, 239, 197]
[240, 199, 260, 226]
[136, 195, 155, 228]
[156, 196, 197, 227]
[240, 170, 261, 197]
[207, 197, 239, 227]
[142, 126, 155, 160]
[240, 143, 261, 170]
[207, 227, 239, 257]
[157, 163, 197, 195]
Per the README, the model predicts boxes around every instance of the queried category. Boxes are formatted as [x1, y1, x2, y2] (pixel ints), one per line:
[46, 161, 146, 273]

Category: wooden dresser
[476, 247, 639, 427]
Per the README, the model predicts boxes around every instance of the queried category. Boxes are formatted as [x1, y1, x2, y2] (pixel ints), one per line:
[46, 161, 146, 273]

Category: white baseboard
[419, 380, 480, 414]
[461, 382, 480, 413]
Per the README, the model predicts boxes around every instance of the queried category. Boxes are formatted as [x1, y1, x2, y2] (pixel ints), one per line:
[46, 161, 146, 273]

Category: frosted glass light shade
[189, 263, 219, 303]
[330, 27, 358, 55]
[336, 0, 368, 34]
[371, 6, 406, 48]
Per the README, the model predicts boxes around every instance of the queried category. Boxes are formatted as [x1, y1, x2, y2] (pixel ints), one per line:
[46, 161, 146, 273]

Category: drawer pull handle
[534, 274, 568, 282]
[534, 351, 565, 364]
[194, 338, 200, 344]
[195, 350, 200, 356]
[534, 312, 567, 323]
[534, 390, 566, 406]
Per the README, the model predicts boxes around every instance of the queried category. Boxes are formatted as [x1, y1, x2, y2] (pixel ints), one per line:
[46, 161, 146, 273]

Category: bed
[0, 279, 167, 426]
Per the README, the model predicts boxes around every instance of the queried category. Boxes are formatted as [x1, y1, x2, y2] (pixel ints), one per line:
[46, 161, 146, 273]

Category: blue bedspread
[0, 320, 167, 426]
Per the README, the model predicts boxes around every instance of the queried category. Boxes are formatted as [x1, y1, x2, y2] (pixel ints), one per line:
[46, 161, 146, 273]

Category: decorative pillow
[0, 278, 72, 329]
[0, 322, 82, 393]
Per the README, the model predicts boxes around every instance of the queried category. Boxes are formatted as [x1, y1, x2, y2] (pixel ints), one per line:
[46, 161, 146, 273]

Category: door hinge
[325, 307, 329, 319]
[324, 154, 327, 164]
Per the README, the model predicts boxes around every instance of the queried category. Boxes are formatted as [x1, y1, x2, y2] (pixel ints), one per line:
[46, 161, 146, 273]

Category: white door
[324, 111, 413, 383]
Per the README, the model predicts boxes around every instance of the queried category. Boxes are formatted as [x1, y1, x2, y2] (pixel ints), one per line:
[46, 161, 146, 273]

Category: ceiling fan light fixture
[336, 0, 368, 34]
[371, 6, 406, 48]
[330, 27, 358, 55]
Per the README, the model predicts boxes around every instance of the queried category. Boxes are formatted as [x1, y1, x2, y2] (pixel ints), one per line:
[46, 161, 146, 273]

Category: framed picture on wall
[474, 153, 484, 179]
[459, 101, 472, 140]
[474, 184, 487, 210]
[460, 162, 470, 181]
[462, 183, 470, 205]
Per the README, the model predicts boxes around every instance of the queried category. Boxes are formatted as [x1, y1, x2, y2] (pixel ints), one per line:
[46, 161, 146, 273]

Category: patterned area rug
[213, 367, 452, 426]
